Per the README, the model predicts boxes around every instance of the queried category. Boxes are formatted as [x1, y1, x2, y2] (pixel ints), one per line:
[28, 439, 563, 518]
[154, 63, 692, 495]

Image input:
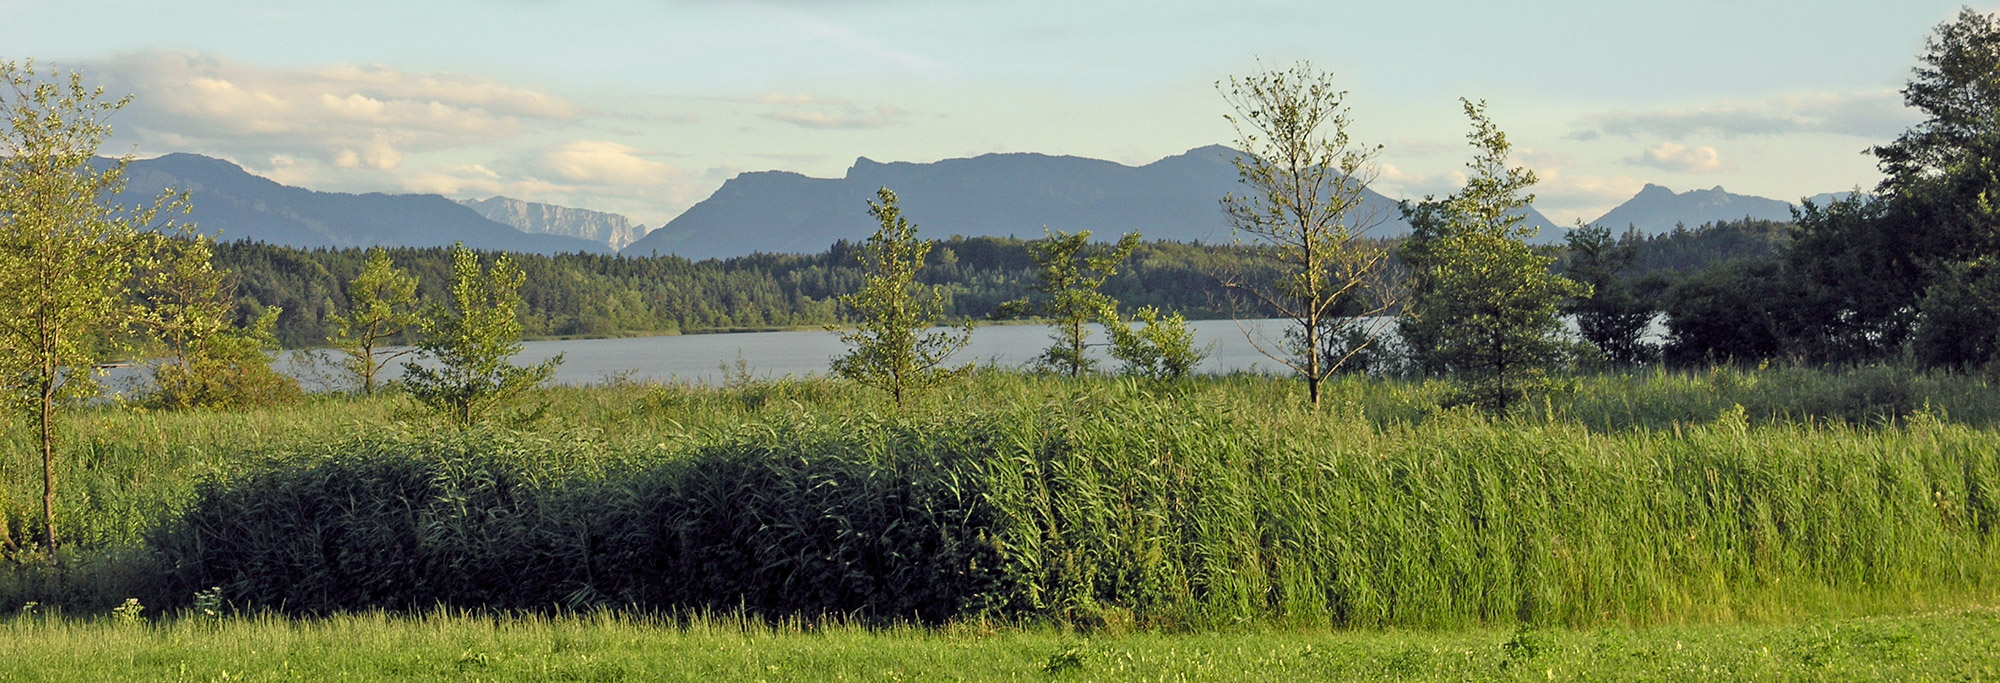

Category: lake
[270, 318, 1330, 389]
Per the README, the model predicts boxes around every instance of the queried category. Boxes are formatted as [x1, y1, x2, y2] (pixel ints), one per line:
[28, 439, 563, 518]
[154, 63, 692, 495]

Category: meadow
[2, 366, 1998, 677]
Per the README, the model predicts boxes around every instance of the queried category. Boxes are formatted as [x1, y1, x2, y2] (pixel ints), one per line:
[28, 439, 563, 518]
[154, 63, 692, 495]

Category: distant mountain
[115, 154, 610, 255]
[1804, 191, 1866, 207]
[459, 196, 649, 251]
[623, 145, 1565, 260]
[1590, 184, 1801, 234]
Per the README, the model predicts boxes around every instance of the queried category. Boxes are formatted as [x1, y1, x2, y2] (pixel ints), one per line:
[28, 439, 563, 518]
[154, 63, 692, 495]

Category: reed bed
[4, 366, 1998, 629]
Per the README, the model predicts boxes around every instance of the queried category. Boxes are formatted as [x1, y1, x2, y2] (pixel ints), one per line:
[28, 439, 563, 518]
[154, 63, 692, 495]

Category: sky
[1, 0, 1983, 228]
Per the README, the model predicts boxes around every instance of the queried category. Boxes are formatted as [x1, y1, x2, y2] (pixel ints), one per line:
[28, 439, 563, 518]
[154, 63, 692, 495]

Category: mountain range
[113, 154, 611, 255]
[624, 145, 1564, 260]
[1586, 184, 1861, 235]
[459, 196, 651, 251]
[105, 151, 1848, 261]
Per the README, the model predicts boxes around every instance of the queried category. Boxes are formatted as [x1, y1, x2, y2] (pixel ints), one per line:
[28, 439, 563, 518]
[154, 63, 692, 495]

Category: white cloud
[88, 51, 581, 167]
[540, 140, 678, 185]
[1629, 142, 1724, 173]
[1526, 166, 1649, 225]
[1373, 163, 1465, 201]
[1574, 90, 1915, 141]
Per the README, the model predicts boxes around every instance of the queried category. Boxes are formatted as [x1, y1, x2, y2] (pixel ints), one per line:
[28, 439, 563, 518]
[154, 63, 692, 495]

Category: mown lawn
[3, 607, 1998, 681]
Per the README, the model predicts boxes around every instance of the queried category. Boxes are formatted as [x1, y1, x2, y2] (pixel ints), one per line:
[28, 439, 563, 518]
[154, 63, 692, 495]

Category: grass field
[2, 365, 1998, 676]
[3, 606, 1998, 681]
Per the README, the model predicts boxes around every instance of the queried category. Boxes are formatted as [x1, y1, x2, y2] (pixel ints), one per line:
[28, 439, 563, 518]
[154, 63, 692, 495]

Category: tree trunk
[1306, 313, 1323, 406]
[39, 372, 58, 552]
[362, 341, 377, 396]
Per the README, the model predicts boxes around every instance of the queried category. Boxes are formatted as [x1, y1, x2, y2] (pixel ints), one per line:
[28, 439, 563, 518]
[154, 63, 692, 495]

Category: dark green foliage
[1773, 9, 2000, 366]
[152, 425, 1010, 621]
[1561, 224, 1657, 366]
[1785, 195, 1921, 362]
[1913, 258, 2000, 369]
[1874, 7, 2000, 187]
[1622, 218, 1791, 279]
[1399, 100, 1587, 412]
[1660, 260, 1800, 366]
[214, 238, 1262, 349]
[148, 388, 2000, 628]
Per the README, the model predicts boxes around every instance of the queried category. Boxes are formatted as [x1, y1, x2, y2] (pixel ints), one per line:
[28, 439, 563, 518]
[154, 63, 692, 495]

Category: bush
[150, 397, 2000, 628]
[151, 425, 1008, 621]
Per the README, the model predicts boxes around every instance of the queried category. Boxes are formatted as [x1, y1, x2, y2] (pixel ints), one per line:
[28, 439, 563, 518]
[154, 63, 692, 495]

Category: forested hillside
[220, 220, 1782, 349]
[217, 237, 1276, 347]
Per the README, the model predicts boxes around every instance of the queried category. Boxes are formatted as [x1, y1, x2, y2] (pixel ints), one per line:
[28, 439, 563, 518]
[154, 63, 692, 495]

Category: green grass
[2, 606, 1998, 681]
[5, 366, 2000, 628]
[11, 362, 1995, 554]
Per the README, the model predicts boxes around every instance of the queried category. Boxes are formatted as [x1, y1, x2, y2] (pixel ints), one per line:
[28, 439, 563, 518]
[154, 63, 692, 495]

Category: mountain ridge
[114, 154, 611, 255]
[623, 145, 1565, 260]
[459, 196, 650, 251]
[1589, 184, 1821, 234]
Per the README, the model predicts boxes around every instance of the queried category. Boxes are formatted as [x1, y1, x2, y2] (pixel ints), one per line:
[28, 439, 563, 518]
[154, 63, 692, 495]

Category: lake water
[272, 318, 1327, 389]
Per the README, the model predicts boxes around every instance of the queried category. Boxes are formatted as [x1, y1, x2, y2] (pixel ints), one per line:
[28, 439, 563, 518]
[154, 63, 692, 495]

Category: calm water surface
[277, 318, 1318, 389]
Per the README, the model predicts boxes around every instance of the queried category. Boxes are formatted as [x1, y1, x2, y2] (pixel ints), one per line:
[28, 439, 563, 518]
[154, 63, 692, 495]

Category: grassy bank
[3, 606, 1997, 681]
[4, 366, 1999, 629]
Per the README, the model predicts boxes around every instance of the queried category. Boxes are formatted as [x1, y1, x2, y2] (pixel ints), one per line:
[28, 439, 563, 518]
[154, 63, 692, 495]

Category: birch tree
[0, 60, 187, 550]
[1217, 61, 1398, 405]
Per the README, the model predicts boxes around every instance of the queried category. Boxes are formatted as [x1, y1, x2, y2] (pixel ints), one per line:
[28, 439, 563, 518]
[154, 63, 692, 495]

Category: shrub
[150, 398, 2000, 628]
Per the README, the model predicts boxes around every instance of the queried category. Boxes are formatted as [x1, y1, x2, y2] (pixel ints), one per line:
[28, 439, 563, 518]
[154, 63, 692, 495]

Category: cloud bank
[1572, 90, 1915, 141]
[90, 51, 581, 168]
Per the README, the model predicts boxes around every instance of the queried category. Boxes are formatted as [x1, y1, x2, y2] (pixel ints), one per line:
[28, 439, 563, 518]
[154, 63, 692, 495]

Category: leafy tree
[328, 248, 421, 395]
[1398, 99, 1588, 413]
[1783, 194, 1916, 362]
[402, 244, 561, 427]
[1783, 8, 2000, 366]
[142, 234, 298, 409]
[1107, 306, 1208, 382]
[1659, 260, 1799, 366]
[1874, 7, 2000, 190]
[1000, 229, 1142, 376]
[1562, 223, 1658, 366]
[830, 188, 971, 406]
[0, 61, 187, 550]
[1912, 257, 2000, 369]
[1217, 61, 1398, 405]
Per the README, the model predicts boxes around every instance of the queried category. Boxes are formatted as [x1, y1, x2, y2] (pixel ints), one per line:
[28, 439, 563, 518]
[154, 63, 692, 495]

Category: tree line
[213, 235, 1275, 349]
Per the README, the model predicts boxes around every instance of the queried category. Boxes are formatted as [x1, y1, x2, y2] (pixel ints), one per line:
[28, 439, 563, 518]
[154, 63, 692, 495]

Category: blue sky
[2, 0, 1980, 227]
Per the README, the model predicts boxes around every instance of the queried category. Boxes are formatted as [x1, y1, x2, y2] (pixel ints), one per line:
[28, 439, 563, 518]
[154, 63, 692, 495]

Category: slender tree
[0, 60, 187, 550]
[328, 248, 422, 395]
[830, 188, 971, 406]
[401, 244, 561, 427]
[1217, 61, 1398, 405]
[1001, 229, 1142, 376]
[1398, 99, 1587, 413]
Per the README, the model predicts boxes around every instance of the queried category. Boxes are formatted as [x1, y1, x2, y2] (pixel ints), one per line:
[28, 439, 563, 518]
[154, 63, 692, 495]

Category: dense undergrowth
[3, 366, 1999, 629]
